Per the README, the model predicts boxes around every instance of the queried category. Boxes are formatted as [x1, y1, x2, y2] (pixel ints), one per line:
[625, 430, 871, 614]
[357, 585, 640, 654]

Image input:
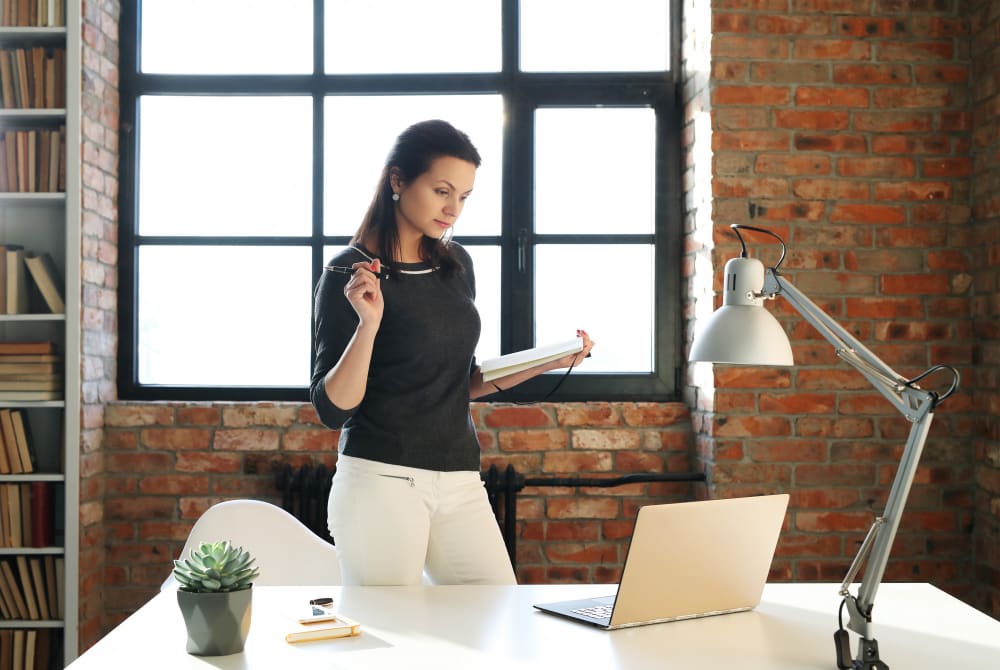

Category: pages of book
[480, 338, 584, 382]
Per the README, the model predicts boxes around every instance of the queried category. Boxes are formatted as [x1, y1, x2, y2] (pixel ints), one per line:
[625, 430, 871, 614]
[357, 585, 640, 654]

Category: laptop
[533, 494, 789, 630]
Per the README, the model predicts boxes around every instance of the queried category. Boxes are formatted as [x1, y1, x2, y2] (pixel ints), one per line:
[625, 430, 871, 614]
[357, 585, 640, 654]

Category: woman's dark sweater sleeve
[310, 266, 360, 429]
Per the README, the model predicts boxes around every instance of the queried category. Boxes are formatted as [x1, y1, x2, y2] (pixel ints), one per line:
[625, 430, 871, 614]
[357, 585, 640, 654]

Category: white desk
[67, 583, 999, 669]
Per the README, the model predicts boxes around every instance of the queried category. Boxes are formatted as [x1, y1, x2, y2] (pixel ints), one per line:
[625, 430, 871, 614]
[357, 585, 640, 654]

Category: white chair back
[162, 499, 341, 590]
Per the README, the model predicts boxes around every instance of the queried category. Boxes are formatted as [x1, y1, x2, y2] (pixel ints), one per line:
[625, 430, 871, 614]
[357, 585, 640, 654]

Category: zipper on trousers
[378, 474, 415, 487]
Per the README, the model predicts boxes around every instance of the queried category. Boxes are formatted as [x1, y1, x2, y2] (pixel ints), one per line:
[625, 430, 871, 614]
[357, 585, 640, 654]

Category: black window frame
[118, 0, 684, 402]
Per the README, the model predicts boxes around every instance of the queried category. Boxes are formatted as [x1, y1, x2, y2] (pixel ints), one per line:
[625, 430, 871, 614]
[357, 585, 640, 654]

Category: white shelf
[0, 4, 80, 665]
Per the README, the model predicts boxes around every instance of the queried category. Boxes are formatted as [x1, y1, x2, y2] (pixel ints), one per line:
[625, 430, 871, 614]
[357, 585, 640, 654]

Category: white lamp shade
[689, 256, 794, 366]
[689, 304, 794, 365]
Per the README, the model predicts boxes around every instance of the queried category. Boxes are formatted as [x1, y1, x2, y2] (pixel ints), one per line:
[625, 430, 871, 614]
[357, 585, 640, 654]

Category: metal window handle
[517, 229, 529, 273]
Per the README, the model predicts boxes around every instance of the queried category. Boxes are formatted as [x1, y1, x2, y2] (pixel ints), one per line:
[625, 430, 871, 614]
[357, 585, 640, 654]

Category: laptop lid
[534, 494, 789, 629]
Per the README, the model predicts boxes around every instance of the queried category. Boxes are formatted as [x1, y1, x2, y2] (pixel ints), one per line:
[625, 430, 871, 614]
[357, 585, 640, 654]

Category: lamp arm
[763, 270, 939, 647]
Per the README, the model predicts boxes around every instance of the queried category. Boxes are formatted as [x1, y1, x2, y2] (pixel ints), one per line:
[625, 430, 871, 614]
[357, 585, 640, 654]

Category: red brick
[874, 86, 953, 109]
[793, 135, 868, 154]
[713, 85, 790, 106]
[838, 157, 915, 178]
[281, 429, 340, 452]
[881, 274, 951, 295]
[140, 428, 212, 451]
[542, 451, 612, 473]
[713, 36, 790, 59]
[222, 405, 299, 427]
[555, 403, 620, 426]
[833, 63, 911, 85]
[105, 404, 174, 427]
[755, 14, 830, 34]
[774, 109, 850, 130]
[792, 179, 869, 201]
[620, 403, 689, 426]
[571, 430, 642, 451]
[544, 543, 619, 564]
[544, 521, 600, 542]
[498, 430, 567, 452]
[755, 153, 832, 175]
[854, 112, 934, 133]
[796, 511, 873, 533]
[874, 180, 951, 201]
[546, 497, 620, 519]
[830, 203, 906, 224]
[923, 157, 972, 177]
[175, 452, 242, 473]
[213, 429, 281, 451]
[712, 13, 752, 33]
[795, 86, 869, 107]
[835, 17, 900, 37]
[176, 406, 221, 425]
[485, 406, 553, 428]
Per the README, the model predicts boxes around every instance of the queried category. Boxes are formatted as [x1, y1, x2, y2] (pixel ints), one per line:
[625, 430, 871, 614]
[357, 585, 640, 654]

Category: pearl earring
[392, 192, 400, 202]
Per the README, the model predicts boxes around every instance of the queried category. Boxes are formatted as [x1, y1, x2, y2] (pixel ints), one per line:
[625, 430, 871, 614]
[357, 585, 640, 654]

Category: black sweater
[310, 243, 482, 471]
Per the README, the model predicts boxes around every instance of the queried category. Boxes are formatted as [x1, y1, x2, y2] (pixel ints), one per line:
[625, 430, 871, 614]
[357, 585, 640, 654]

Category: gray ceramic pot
[176, 586, 253, 656]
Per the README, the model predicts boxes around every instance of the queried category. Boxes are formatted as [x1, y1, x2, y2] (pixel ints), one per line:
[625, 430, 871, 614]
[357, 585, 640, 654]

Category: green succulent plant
[172, 540, 260, 593]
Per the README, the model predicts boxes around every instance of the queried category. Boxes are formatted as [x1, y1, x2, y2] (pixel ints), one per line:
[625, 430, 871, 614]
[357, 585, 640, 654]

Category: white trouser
[327, 454, 517, 586]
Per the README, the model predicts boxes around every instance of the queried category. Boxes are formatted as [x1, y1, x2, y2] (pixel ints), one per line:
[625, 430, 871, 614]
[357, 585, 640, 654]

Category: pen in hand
[324, 265, 390, 280]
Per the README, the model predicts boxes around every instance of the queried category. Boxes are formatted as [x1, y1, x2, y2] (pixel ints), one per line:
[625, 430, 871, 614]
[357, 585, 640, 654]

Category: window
[119, 0, 682, 401]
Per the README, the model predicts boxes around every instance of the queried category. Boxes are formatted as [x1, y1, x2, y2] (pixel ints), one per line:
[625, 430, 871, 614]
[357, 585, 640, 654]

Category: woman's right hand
[344, 259, 384, 330]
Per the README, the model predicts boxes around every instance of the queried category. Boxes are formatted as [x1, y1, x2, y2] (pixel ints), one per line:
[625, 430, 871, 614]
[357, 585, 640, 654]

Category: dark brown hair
[352, 119, 481, 277]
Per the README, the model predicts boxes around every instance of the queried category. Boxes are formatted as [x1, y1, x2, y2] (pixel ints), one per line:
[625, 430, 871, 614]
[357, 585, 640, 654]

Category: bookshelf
[0, 1, 80, 668]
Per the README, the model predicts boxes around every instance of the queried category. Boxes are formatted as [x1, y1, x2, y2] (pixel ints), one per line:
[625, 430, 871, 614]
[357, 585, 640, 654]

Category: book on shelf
[480, 337, 585, 382]
[23, 251, 64, 313]
[0, 560, 27, 619]
[4, 245, 27, 314]
[0, 410, 27, 474]
[10, 411, 35, 475]
[28, 557, 48, 619]
[43, 554, 57, 617]
[29, 481, 53, 547]
[0, 341, 55, 355]
[14, 556, 38, 619]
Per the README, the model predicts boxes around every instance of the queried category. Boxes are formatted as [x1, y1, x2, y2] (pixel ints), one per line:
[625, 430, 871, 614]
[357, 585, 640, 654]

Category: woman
[311, 119, 594, 586]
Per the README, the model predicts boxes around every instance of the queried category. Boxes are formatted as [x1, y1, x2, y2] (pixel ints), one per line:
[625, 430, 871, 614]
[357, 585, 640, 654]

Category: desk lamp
[689, 224, 959, 670]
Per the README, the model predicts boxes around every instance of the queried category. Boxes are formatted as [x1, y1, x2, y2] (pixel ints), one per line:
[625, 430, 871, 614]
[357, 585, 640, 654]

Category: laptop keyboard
[571, 604, 613, 620]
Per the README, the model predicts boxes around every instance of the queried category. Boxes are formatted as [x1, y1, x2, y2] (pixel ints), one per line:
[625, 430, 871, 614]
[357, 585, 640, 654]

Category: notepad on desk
[480, 338, 584, 382]
[285, 613, 361, 643]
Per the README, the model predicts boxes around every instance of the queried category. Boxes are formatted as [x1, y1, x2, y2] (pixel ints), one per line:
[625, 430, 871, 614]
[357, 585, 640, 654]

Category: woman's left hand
[554, 329, 594, 369]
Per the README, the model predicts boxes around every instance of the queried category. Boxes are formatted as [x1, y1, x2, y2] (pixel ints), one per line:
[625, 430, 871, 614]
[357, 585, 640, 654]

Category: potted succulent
[172, 540, 260, 656]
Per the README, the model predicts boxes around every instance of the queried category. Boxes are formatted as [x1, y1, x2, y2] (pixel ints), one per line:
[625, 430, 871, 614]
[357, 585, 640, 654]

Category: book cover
[0, 425, 10, 474]
[6, 485, 20, 545]
[11, 631, 23, 670]
[18, 483, 30, 547]
[23, 252, 64, 313]
[14, 555, 38, 619]
[0, 630, 11, 670]
[43, 555, 58, 618]
[29, 558, 48, 619]
[285, 612, 362, 644]
[11, 411, 34, 474]
[0, 410, 23, 474]
[480, 338, 584, 382]
[29, 481, 53, 547]
[4, 246, 27, 314]
[0, 342, 54, 355]
[0, 563, 22, 619]
[0, 560, 28, 619]
[0, 485, 10, 544]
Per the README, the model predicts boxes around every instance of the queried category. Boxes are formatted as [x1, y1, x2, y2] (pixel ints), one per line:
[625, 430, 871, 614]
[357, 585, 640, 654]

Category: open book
[480, 338, 584, 382]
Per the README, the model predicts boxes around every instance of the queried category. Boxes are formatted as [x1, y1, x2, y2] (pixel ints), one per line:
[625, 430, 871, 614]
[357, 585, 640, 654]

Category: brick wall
[683, 0, 981, 605]
[97, 401, 698, 628]
[970, 0, 1000, 617]
[77, 0, 120, 651]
